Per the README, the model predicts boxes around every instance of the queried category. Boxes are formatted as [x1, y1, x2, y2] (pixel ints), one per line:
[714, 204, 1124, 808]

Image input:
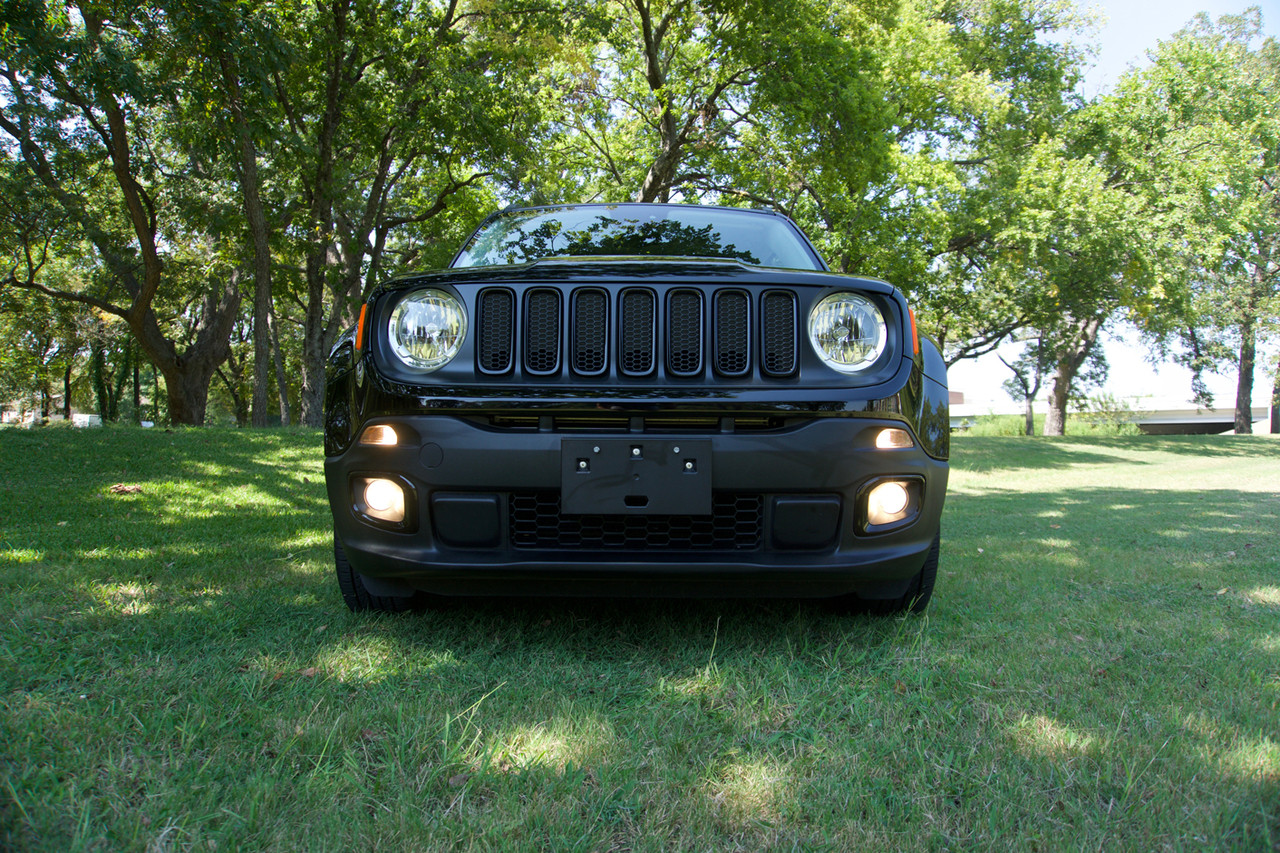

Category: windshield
[452, 205, 822, 270]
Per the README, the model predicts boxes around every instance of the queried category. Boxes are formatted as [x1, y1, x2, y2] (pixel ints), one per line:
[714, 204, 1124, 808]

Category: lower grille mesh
[510, 492, 762, 550]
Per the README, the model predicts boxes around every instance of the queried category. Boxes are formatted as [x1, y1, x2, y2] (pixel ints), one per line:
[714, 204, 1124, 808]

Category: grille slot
[714, 290, 750, 376]
[619, 289, 656, 375]
[510, 492, 762, 550]
[572, 289, 608, 375]
[667, 290, 704, 377]
[477, 288, 514, 373]
[762, 291, 798, 376]
[524, 289, 561, 375]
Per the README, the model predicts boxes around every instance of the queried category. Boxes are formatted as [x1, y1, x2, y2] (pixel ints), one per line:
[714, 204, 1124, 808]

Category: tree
[1000, 335, 1049, 436]
[1104, 8, 1279, 432]
[993, 135, 1153, 435]
[552, 0, 1095, 366]
[258, 0, 563, 426]
[1, 2, 241, 424]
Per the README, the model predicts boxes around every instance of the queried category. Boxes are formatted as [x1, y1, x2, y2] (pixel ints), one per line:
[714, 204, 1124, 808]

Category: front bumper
[325, 414, 948, 599]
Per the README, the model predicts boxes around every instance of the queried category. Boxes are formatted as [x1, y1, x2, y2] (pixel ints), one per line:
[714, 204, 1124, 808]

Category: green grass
[959, 412, 1143, 437]
[1, 426, 1277, 850]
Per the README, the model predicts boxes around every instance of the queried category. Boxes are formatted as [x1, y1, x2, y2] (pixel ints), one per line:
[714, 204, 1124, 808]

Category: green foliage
[1, 0, 1275, 432]
[1097, 9, 1279, 424]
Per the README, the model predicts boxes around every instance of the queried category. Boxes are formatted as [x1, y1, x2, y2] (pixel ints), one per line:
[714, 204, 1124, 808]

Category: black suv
[323, 204, 949, 612]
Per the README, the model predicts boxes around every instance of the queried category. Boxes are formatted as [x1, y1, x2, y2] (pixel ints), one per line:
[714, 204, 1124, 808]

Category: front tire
[334, 535, 414, 613]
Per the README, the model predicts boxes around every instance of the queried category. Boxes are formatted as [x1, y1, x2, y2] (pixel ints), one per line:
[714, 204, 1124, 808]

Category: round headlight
[388, 289, 467, 371]
[808, 292, 887, 373]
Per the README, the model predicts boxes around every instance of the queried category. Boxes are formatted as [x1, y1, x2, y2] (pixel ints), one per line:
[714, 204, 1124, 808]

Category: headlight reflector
[388, 289, 467, 371]
[808, 292, 887, 372]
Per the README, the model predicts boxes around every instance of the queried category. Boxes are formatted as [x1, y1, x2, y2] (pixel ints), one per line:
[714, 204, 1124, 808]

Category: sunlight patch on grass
[0, 547, 44, 564]
[498, 715, 616, 773]
[1010, 714, 1098, 758]
[314, 638, 458, 683]
[706, 755, 790, 824]
[1217, 738, 1280, 783]
[1247, 586, 1280, 607]
[281, 531, 329, 551]
[82, 581, 159, 615]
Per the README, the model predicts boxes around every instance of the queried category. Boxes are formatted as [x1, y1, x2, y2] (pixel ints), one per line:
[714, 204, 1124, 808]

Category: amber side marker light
[359, 424, 398, 447]
[875, 428, 914, 449]
[354, 303, 369, 353]
[909, 307, 920, 356]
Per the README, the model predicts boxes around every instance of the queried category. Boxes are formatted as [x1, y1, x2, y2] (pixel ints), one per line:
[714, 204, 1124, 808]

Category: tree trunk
[1271, 355, 1279, 435]
[1024, 399, 1035, 436]
[216, 365, 249, 427]
[300, 272, 329, 427]
[298, 10, 347, 429]
[132, 349, 141, 423]
[268, 304, 290, 426]
[1043, 366, 1069, 436]
[92, 345, 109, 421]
[1042, 316, 1104, 437]
[129, 280, 240, 427]
[632, 0, 680, 203]
[220, 53, 274, 428]
[152, 365, 161, 425]
[1234, 315, 1255, 434]
[63, 363, 72, 419]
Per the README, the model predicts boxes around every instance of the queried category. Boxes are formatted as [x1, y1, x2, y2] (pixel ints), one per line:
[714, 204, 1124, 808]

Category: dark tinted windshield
[453, 205, 822, 270]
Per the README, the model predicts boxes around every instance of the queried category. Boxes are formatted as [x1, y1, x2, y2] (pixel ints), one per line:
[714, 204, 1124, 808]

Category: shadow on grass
[3, 427, 1278, 848]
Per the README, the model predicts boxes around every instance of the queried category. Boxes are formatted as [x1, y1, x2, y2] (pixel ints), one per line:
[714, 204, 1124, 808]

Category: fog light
[867, 481, 910, 526]
[875, 428, 914, 449]
[361, 478, 405, 523]
[359, 424, 398, 446]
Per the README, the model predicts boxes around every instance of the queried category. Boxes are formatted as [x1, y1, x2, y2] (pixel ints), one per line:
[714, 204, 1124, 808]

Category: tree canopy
[1, 0, 1274, 431]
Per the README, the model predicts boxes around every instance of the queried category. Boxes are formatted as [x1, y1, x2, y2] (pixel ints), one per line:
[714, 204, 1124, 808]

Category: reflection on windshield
[454, 207, 820, 270]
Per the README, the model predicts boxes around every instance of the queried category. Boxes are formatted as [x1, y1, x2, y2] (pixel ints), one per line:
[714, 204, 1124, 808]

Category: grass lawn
[1, 427, 1277, 851]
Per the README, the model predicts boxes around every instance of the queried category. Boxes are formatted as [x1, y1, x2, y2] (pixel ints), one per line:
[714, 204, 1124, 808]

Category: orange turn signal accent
[355, 303, 369, 353]
[909, 307, 919, 356]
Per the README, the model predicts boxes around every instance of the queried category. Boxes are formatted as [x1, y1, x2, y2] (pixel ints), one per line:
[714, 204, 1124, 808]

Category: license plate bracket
[561, 439, 712, 515]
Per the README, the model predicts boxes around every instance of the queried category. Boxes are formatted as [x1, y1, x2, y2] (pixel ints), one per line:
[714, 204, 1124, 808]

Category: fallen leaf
[109, 484, 142, 494]
[1072, 634, 1086, 642]
[893, 680, 907, 694]
[1216, 588, 1228, 596]
[977, 548, 984, 554]
[449, 773, 471, 788]
[299, 667, 319, 677]
[1049, 524, 1062, 529]
[57, 521, 67, 526]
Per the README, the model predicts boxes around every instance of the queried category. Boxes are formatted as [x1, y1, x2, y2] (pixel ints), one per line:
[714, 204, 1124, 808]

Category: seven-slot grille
[476, 286, 799, 378]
